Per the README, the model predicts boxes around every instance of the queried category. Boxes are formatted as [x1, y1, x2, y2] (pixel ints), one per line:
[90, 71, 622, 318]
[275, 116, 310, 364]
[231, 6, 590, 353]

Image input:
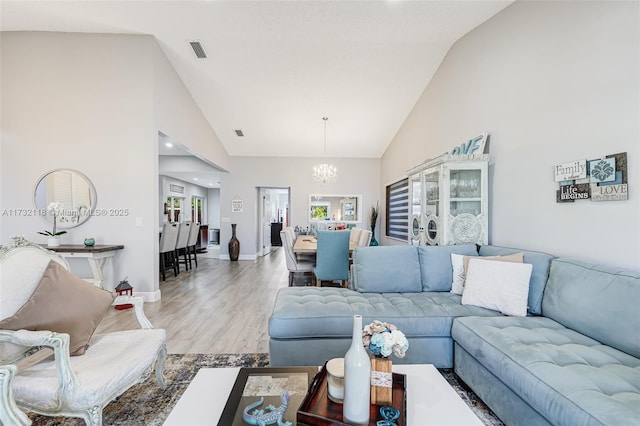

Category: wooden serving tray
[297, 364, 406, 426]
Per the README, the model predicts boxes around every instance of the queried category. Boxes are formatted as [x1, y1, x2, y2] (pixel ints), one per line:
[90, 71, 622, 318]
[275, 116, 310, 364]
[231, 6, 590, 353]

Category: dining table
[292, 235, 359, 254]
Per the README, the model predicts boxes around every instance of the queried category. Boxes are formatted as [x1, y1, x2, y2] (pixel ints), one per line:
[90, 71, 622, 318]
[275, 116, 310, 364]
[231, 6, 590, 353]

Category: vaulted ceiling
[1, 0, 513, 159]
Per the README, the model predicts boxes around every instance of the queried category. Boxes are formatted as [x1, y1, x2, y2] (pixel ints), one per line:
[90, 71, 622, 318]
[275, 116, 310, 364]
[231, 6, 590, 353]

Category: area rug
[28, 353, 269, 426]
[28, 353, 503, 425]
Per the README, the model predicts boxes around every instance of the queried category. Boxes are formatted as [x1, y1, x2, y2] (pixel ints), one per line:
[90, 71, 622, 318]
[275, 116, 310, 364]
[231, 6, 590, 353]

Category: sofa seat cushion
[12, 329, 166, 411]
[452, 316, 640, 426]
[269, 287, 500, 339]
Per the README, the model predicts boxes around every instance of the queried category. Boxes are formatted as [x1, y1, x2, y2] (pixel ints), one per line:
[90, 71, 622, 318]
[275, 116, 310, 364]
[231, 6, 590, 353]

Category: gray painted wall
[219, 156, 380, 259]
[208, 187, 221, 235]
[1, 32, 228, 299]
[381, 1, 639, 270]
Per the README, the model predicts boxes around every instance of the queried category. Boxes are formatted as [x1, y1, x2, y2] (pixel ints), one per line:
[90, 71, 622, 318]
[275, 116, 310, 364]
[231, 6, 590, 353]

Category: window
[191, 196, 204, 224]
[386, 178, 409, 241]
[167, 197, 183, 223]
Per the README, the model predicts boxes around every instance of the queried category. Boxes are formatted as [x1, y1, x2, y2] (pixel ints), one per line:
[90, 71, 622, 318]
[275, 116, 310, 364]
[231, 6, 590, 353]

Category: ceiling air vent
[188, 40, 207, 59]
[234, 129, 244, 137]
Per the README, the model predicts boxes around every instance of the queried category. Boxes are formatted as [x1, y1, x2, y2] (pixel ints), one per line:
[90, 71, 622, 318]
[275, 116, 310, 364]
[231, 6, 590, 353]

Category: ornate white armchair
[0, 237, 166, 426]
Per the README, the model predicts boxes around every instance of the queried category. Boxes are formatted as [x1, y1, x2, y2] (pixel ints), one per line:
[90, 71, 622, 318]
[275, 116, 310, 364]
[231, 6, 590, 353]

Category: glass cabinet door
[407, 156, 488, 246]
[411, 176, 422, 216]
[449, 169, 482, 216]
[425, 171, 439, 216]
[424, 171, 440, 244]
[410, 175, 422, 242]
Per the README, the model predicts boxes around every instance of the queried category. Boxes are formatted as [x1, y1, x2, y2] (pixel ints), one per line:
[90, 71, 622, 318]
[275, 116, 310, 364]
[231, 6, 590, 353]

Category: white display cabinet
[407, 154, 489, 246]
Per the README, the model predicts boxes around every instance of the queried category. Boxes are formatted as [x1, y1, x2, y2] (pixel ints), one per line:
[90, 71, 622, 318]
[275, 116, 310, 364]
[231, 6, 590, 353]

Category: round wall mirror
[34, 169, 97, 229]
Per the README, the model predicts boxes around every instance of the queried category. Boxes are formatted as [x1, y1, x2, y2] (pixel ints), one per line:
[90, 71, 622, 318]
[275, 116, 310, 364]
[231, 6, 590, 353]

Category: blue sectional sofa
[268, 244, 640, 425]
[453, 258, 640, 425]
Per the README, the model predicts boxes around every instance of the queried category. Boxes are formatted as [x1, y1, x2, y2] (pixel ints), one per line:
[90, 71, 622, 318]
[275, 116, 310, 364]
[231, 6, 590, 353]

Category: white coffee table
[163, 364, 483, 425]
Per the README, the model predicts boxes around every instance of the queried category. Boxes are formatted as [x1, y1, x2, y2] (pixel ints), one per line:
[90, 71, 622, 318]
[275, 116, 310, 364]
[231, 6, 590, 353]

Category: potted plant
[37, 201, 67, 247]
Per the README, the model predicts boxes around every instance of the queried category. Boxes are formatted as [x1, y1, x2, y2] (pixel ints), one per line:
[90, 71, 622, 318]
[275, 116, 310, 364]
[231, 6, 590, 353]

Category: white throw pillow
[450, 253, 466, 295]
[461, 259, 533, 317]
[450, 252, 524, 295]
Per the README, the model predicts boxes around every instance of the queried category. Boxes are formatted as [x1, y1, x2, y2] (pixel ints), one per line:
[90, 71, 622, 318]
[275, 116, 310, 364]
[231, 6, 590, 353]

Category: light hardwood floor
[95, 247, 291, 354]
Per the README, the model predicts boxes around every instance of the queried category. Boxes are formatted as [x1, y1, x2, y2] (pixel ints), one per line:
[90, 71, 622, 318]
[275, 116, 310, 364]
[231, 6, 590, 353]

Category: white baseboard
[134, 289, 162, 302]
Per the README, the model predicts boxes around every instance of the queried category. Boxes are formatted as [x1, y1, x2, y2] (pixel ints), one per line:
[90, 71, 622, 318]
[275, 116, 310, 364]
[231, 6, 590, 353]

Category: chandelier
[312, 117, 338, 184]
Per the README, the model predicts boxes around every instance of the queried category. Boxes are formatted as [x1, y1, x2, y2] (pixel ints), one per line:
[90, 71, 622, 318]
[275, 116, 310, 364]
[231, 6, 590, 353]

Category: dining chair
[349, 228, 363, 246]
[175, 222, 191, 273]
[314, 230, 350, 287]
[159, 223, 179, 281]
[186, 222, 200, 269]
[289, 227, 315, 263]
[285, 226, 296, 242]
[281, 230, 315, 286]
[359, 229, 373, 247]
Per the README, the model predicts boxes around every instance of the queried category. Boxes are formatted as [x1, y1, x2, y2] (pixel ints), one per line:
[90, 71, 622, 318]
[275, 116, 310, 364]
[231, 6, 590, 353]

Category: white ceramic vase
[343, 314, 370, 425]
[47, 237, 60, 247]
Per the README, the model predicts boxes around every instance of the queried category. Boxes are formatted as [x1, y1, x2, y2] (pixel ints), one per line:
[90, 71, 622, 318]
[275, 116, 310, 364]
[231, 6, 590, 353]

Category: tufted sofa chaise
[268, 244, 640, 425]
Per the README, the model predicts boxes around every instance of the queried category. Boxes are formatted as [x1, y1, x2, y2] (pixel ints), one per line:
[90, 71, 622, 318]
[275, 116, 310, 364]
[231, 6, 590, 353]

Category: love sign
[450, 133, 488, 155]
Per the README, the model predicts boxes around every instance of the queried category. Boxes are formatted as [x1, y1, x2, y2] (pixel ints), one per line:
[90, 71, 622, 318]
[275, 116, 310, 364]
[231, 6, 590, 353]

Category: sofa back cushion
[478, 245, 555, 315]
[352, 246, 421, 293]
[418, 245, 478, 291]
[542, 258, 640, 358]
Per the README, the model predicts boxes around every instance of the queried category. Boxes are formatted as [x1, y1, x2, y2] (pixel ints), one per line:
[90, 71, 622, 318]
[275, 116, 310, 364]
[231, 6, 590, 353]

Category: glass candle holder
[326, 357, 345, 403]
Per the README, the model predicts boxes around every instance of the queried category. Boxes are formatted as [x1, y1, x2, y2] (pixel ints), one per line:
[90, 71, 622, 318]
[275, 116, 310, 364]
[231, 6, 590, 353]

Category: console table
[46, 244, 124, 289]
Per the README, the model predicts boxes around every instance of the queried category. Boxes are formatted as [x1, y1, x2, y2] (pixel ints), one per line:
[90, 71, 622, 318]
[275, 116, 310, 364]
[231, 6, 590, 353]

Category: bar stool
[186, 222, 200, 269]
[175, 222, 191, 273]
[159, 223, 179, 280]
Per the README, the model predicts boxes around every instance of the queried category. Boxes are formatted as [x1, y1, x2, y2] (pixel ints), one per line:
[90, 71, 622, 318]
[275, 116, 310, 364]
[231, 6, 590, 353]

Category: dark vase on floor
[229, 223, 240, 261]
[370, 225, 379, 246]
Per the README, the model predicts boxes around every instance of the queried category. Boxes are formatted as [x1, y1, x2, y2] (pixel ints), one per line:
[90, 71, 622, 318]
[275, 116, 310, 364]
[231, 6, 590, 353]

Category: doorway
[257, 187, 290, 256]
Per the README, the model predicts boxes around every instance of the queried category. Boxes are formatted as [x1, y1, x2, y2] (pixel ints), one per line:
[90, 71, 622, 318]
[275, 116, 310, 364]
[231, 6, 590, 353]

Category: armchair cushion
[0, 260, 115, 356]
[12, 328, 166, 411]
